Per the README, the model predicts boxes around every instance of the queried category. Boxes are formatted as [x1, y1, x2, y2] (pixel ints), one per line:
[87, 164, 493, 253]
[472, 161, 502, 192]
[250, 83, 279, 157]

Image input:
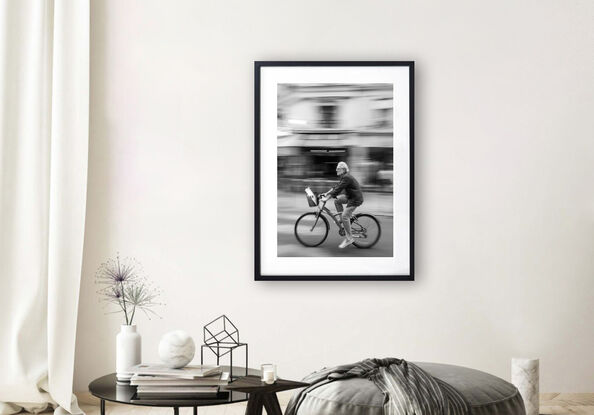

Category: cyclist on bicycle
[321, 161, 364, 248]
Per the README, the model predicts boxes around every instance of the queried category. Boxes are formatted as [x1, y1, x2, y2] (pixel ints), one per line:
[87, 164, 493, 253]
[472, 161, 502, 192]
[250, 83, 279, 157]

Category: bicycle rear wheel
[294, 212, 330, 247]
[351, 214, 381, 249]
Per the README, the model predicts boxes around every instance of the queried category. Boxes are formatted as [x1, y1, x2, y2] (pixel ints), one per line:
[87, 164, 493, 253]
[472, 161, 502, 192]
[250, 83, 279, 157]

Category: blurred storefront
[277, 83, 394, 193]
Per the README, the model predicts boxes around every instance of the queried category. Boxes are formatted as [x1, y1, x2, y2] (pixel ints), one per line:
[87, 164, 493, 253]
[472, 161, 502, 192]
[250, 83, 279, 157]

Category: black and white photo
[255, 62, 414, 280]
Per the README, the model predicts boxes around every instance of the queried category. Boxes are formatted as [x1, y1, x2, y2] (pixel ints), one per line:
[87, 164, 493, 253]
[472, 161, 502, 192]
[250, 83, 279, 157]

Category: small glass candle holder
[261, 364, 277, 384]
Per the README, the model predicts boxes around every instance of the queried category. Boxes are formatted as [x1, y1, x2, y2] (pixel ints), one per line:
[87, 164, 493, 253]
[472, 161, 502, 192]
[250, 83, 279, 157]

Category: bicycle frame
[310, 199, 343, 231]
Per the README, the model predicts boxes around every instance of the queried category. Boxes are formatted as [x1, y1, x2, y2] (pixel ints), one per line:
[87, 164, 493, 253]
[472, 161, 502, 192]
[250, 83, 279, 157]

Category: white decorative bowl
[158, 330, 195, 368]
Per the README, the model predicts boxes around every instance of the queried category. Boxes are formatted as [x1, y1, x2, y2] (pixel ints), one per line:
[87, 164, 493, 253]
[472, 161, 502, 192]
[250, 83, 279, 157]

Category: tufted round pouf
[291, 362, 526, 415]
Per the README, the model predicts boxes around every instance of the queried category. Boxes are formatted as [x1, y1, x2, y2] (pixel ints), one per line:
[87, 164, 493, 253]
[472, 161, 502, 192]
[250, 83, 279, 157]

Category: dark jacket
[330, 173, 363, 206]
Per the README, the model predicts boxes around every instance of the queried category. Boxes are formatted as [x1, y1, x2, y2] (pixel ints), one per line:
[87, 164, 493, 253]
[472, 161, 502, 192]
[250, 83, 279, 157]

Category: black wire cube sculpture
[200, 315, 248, 379]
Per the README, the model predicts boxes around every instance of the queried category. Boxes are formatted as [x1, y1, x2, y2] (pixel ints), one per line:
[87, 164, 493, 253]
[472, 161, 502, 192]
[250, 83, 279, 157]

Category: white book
[135, 394, 218, 399]
[130, 364, 222, 379]
[137, 386, 219, 394]
[131, 372, 230, 386]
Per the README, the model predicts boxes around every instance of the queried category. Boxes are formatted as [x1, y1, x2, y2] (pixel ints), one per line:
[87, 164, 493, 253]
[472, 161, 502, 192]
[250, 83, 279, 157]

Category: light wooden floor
[540, 394, 594, 415]
[75, 392, 594, 415]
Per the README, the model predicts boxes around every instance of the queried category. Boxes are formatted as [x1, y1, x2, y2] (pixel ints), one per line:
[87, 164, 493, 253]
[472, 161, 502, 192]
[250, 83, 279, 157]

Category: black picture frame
[255, 61, 414, 281]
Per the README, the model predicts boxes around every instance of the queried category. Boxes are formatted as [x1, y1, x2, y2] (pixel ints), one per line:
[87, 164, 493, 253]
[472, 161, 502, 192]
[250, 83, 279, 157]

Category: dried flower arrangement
[95, 254, 163, 325]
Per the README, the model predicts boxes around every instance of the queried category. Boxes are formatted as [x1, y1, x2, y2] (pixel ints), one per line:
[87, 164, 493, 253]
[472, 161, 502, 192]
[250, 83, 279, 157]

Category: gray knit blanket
[286, 358, 469, 415]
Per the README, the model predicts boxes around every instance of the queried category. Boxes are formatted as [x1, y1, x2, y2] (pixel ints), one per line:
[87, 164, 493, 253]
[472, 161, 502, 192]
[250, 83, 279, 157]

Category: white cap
[337, 161, 349, 172]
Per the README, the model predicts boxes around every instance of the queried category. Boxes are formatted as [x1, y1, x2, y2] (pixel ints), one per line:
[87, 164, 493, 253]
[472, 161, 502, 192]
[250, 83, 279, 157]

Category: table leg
[173, 407, 179, 415]
[100, 399, 105, 415]
[262, 394, 282, 415]
[245, 393, 264, 415]
[193, 407, 197, 415]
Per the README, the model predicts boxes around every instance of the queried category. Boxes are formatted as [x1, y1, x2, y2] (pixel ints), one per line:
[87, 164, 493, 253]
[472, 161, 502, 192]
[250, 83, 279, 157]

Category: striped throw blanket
[286, 358, 469, 415]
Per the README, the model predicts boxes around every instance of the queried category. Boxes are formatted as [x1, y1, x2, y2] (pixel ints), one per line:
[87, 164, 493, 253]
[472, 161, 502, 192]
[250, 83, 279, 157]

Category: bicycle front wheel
[352, 214, 381, 249]
[294, 212, 330, 247]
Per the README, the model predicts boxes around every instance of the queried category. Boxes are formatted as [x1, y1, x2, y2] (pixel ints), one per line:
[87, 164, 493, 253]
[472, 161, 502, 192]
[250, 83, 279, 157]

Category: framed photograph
[255, 61, 414, 281]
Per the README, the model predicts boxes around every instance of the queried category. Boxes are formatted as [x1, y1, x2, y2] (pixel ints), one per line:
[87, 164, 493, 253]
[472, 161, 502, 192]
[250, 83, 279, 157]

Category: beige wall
[74, 0, 594, 392]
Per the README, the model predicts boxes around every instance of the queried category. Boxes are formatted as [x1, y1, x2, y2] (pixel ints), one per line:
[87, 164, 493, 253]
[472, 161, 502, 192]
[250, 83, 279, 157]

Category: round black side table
[89, 366, 256, 415]
[89, 367, 309, 415]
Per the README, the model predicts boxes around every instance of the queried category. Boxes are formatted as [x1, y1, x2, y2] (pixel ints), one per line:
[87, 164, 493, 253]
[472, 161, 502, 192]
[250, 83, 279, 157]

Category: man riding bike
[321, 161, 364, 248]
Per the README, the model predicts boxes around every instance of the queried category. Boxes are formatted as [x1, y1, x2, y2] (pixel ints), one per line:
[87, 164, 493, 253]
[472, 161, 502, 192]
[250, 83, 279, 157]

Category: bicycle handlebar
[318, 188, 334, 198]
[318, 194, 331, 204]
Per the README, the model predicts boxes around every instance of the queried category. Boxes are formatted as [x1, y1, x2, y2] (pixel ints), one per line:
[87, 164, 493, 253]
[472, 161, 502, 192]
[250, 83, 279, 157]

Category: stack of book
[128, 364, 230, 402]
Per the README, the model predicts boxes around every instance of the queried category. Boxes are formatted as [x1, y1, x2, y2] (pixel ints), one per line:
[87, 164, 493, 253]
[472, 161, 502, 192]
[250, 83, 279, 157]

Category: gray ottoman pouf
[291, 362, 526, 415]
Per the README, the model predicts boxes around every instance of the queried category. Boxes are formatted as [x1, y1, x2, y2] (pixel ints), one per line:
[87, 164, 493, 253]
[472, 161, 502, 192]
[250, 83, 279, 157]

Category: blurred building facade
[277, 83, 393, 193]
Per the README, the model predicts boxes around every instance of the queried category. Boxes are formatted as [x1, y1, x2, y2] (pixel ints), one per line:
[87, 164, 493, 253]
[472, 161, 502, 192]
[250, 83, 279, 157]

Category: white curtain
[0, 1, 89, 414]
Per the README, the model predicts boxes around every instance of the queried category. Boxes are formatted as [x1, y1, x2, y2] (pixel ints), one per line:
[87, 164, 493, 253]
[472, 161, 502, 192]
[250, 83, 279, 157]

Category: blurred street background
[277, 83, 394, 257]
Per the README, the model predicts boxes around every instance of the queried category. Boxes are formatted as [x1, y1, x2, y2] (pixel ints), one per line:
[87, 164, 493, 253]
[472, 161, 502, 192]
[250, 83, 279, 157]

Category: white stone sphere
[158, 330, 195, 368]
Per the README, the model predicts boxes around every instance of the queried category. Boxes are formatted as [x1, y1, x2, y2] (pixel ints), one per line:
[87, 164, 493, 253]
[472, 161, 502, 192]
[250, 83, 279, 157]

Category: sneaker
[338, 238, 355, 249]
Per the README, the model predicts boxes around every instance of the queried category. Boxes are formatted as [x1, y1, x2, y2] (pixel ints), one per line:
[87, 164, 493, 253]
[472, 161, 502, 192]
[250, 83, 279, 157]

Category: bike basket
[304, 187, 318, 207]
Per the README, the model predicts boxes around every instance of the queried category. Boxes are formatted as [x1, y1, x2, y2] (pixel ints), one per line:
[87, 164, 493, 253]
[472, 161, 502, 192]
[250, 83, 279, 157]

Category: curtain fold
[0, 1, 89, 414]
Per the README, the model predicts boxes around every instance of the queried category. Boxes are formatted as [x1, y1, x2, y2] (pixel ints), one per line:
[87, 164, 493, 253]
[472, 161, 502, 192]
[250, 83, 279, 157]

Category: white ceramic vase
[116, 324, 141, 381]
